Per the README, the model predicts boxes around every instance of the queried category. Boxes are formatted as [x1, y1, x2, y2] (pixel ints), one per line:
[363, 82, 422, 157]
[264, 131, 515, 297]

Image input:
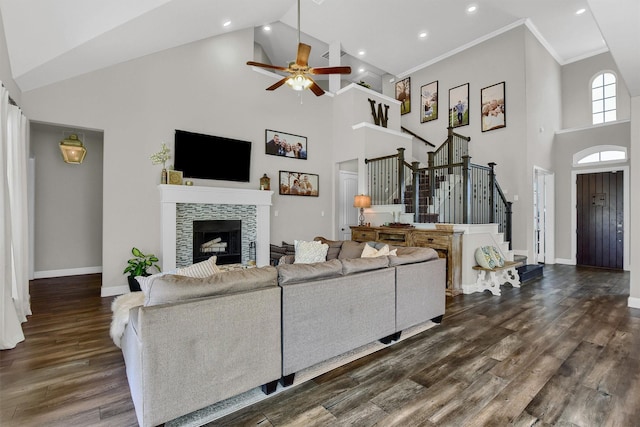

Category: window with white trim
[591, 72, 616, 125]
[573, 145, 627, 167]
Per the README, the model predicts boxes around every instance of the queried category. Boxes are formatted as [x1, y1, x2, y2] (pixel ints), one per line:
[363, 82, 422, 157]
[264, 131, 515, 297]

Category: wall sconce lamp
[353, 194, 371, 226]
[59, 133, 86, 164]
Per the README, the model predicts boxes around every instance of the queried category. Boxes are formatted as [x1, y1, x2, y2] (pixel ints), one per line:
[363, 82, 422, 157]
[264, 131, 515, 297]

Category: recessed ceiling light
[576, 8, 586, 15]
[263, 25, 271, 32]
[358, 50, 366, 56]
[389, 78, 395, 83]
[466, 4, 478, 14]
[223, 20, 231, 27]
[358, 67, 365, 73]
[419, 32, 428, 39]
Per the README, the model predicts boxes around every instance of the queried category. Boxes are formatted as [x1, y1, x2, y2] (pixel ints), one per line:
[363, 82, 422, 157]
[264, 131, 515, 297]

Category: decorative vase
[161, 168, 168, 184]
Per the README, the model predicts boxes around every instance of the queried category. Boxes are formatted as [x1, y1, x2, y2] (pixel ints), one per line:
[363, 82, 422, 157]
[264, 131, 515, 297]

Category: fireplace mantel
[159, 185, 273, 270]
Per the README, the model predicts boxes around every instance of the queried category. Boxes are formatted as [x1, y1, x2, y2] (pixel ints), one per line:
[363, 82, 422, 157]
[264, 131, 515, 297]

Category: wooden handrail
[401, 127, 436, 148]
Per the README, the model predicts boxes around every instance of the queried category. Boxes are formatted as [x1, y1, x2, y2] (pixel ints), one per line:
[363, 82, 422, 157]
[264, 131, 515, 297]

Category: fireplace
[159, 185, 273, 271]
[193, 220, 241, 265]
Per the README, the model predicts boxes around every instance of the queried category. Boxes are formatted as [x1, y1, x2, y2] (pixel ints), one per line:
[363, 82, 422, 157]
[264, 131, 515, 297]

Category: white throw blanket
[110, 292, 144, 348]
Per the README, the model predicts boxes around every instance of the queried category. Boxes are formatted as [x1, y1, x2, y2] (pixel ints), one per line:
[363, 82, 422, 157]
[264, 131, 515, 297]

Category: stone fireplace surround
[159, 185, 273, 271]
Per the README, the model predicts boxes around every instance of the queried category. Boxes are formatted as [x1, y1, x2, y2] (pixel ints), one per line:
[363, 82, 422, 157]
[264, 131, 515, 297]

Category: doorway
[576, 170, 624, 269]
[533, 167, 555, 264]
[337, 170, 358, 240]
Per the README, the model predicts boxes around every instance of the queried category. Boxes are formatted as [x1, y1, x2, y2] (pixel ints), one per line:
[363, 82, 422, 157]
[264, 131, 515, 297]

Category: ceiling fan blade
[308, 78, 325, 96]
[295, 43, 311, 67]
[266, 77, 289, 91]
[309, 66, 352, 75]
[247, 61, 289, 72]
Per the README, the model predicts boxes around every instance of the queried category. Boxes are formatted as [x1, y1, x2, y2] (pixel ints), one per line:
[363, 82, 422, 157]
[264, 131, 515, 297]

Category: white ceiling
[0, 0, 638, 95]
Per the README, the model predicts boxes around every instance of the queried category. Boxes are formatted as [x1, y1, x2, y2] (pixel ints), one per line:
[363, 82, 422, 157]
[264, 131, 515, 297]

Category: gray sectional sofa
[119, 239, 445, 426]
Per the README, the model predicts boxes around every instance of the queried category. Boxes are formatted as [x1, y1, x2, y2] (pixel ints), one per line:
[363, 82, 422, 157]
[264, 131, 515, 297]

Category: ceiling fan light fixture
[286, 74, 313, 91]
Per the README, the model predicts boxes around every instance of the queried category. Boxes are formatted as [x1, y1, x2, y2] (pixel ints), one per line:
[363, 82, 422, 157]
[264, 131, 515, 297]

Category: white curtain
[1, 82, 31, 350]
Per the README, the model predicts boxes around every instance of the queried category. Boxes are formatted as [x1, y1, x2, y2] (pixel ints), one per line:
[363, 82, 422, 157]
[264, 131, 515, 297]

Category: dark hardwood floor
[1, 265, 638, 426]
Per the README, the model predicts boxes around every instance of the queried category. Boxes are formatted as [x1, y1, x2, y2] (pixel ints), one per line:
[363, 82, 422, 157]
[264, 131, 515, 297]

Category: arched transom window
[592, 72, 616, 125]
[573, 145, 627, 167]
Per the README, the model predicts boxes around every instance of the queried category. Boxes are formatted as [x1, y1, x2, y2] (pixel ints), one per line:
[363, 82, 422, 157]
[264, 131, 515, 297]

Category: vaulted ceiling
[0, 0, 637, 95]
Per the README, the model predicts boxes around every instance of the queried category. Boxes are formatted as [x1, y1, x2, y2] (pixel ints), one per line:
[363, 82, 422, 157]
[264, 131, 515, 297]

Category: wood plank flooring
[1, 265, 639, 426]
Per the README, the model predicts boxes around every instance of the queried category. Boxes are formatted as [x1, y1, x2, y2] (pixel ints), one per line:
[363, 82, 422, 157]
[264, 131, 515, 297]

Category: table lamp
[353, 195, 371, 226]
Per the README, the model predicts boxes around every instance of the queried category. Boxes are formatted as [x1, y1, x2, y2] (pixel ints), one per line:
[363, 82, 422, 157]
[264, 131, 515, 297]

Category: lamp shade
[59, 134, 86, 164]
[353, 194, 371, 208]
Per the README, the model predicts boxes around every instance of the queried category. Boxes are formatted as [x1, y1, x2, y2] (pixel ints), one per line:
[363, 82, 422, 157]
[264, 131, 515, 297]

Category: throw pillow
[361, 244, 398, 258]
[294, 240, 329, 264]
[474, 247, 496, 269]
[313, 236, 343, 260]
[175, 256, 221, 277]
[338, 240, 366, 259]
[488, 246, 505, 267]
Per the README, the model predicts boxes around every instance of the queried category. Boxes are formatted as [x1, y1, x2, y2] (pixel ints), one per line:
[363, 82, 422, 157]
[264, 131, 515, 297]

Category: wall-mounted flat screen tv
[174, 129, 251, 182]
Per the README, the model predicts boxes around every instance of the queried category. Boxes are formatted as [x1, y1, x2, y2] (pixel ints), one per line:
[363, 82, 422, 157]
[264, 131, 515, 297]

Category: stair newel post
[412, 161, 420, 222]
[447, 126, 454, 174]
[397, 147, 405, 204]
[506, 201, 513, 250]
[462, 155, 471, 224]
[428, 151, 435, 202]
[488, 162, 496, 224]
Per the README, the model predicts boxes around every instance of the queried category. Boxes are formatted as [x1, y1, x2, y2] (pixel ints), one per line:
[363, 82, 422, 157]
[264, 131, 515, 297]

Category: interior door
[338, 171, 358, 240]
[534, 171, 546, 263]
[576, 171, 624, 269]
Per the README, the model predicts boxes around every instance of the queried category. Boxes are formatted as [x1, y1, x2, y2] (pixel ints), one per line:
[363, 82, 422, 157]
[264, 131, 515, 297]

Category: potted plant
[123, 247, 161, 292]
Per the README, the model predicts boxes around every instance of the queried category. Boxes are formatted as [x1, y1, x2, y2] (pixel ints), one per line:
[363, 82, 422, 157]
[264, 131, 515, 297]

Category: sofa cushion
[294, 240, 329, 264]
[338, 240, 366, 259]
[278, 259, 343, 285]
[313, 237, 343, 260]
[361, 244, 397, 258]
[387, 247, 440, 266]
[341, 256, 389, 275]
[175, 256, 221, 277]
[144, 266, 278, 306]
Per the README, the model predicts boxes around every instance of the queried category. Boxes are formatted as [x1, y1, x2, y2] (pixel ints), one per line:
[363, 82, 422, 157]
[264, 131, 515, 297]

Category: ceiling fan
[246, 0, 351, 96]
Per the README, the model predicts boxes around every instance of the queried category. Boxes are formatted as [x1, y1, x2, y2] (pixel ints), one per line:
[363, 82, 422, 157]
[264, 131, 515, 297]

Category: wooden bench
[464, 261, 523, 296]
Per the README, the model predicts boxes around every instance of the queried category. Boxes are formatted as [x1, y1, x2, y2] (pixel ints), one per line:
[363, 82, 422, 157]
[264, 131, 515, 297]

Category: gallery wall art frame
[279, 171, 319, 197]
[265, 129, 307, 159]
[449, 83, 469, 128]
[421, 80, 438, 123]
[395, 77, 411, 115]
[481, 81, 506, 132]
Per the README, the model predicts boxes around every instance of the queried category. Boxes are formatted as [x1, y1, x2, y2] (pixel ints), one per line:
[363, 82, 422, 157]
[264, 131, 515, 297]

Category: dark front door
[576, 171, 624, 269]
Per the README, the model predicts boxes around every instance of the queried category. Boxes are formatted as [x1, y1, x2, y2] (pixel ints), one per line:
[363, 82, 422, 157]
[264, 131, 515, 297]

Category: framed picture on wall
[265, 129, 307, 159]
[481, 81, 506, 132]
[421, 80, 438, 123]
[449, 83, 469, 128]
[395, 77, 411, 115]
[279, 171, 318, 197]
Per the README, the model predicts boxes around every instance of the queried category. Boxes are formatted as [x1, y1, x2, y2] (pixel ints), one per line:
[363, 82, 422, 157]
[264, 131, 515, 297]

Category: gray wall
[21, 28, 334, 293]
[0, 8, 20, 104]
[399, 25, 560, 259]
[562, 52, 631, 129]
[30, 122, 103, 274]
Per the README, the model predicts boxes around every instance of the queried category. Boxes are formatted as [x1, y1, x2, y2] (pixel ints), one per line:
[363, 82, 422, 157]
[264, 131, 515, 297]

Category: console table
[350, 226, 463, 296]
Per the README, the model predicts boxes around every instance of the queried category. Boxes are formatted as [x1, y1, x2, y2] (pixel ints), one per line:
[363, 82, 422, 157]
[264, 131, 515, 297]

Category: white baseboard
[628, 297, 640, 309]
[33, 266, 102, 279]
[554, 258, 575, 265]
[101, 285, 129, 298]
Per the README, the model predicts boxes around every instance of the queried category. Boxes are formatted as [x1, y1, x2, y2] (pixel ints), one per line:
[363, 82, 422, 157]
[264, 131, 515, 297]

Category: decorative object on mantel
[185, 180, 193, 186]
[368, 98, 389, 128]
[123, 247, 161, 292]
[353, 194, 371, 226]
[59, 133, 87, 164]
[260, 173, 271, 190]
[167, 170, 183, 185]
[150, 142, 171, 184]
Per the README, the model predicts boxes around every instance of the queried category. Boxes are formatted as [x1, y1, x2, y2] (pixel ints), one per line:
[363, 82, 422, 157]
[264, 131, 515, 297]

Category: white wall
[629, 96, 640, 308]
[21, 28, 334, 295]
[30, 122, 103, 275]
[0, 8, 20, 104]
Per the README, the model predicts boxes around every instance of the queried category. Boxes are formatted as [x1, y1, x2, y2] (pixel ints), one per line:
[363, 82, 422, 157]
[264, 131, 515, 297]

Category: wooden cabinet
[350, 226, 463, 296]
